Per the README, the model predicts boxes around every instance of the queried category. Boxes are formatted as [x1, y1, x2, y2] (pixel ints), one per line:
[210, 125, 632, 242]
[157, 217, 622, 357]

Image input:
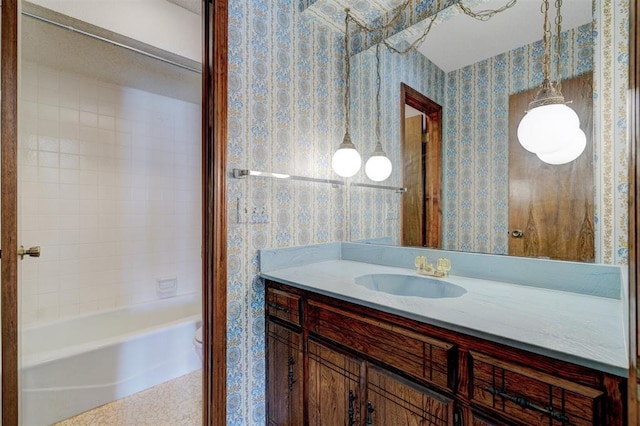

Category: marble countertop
[261, 259, 628, 377]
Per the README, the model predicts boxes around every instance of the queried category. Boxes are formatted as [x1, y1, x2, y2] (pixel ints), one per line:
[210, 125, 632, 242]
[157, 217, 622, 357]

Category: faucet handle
[414, 256, 425, 269]
[436, 258, 451, 276]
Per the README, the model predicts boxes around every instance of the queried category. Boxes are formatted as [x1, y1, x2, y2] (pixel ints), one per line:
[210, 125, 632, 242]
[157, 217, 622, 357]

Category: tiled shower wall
[19, 62, 202, 326]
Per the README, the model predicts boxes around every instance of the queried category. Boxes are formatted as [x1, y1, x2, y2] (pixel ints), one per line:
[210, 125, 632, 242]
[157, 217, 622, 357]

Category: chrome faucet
[415, 256, 451, 277]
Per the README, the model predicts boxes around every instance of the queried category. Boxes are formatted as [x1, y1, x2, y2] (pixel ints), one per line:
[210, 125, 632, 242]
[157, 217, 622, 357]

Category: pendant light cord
[458, 0, 517, 21]
[555, 0, 563, 93]
[541, 0, 552, 82]
[344, 9, 351, 136]
[345, 0, 517, 56]
[375, 44, 383, 151]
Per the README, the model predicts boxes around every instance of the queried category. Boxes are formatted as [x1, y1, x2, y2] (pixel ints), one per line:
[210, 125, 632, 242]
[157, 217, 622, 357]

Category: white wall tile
[38, 151, 59, 168]
[80, 111, 98, 127]
[19, 62, 201, 325]
[60, 108, 79, 125]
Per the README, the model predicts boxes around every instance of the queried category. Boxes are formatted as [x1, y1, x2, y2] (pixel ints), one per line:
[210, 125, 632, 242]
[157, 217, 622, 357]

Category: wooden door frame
[2, 0, 20, 423]
[1, 1, 229, 424]
[202, 0, 228, 425]
[400, 83, 442, 247]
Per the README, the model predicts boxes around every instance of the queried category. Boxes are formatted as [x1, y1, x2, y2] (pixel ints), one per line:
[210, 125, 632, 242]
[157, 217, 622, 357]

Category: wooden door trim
[1, 0, 19, 423]
[629, 0, 639, 423]
[400, 83, 442, 247]
[202, 0, 228, 425]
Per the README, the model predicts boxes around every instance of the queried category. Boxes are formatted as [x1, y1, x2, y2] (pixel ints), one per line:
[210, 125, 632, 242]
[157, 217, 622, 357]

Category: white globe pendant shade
[365, 153, 392, 182]
[332, 133, 362, 178]
[536, 128, 587, 165]
[517, 103, 580, 154]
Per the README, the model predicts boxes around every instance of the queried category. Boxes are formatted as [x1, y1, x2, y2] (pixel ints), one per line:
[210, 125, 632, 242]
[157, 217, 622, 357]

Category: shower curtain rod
[22, 10, 202, 74]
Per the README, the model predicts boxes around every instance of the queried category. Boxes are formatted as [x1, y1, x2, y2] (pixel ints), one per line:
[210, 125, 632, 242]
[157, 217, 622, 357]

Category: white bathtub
[20, 294, 202, 425]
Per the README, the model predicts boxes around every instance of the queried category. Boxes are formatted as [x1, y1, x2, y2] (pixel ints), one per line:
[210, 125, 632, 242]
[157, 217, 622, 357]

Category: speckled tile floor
[54, 370, 202, 426]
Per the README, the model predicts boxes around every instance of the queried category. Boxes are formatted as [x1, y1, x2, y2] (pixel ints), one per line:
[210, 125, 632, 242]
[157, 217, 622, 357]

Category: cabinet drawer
[266, 287, 301, 326]
[469, 351, 604, 425]
[307, 300, 456, 392]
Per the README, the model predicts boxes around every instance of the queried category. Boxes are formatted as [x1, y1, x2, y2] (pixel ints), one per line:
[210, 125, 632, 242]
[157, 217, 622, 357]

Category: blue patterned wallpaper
[593, 0, 630, 265]
[228, 0, 628, 424]
[349, 47, 445, 242]
[227, 0, 345, 423]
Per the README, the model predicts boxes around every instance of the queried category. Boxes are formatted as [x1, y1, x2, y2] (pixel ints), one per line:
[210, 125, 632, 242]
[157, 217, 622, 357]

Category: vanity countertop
[261, 257, 628, 377]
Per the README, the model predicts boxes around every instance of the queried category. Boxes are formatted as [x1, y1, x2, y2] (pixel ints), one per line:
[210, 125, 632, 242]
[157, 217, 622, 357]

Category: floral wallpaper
[593, 0, 630, 265]
[227, 0, 629, 424]
[226, 0, 345, 423]
[349, 46, 445, 243]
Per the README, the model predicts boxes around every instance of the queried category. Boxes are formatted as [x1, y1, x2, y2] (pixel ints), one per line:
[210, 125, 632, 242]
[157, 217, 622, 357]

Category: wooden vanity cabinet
[266, 320, 303, 425]
[366, 365, 455, 425]
[307, 339, 362, 425]
[469, 351, 606, 425]
[266, 287, 303, 425]
[265, 280, 626, 425]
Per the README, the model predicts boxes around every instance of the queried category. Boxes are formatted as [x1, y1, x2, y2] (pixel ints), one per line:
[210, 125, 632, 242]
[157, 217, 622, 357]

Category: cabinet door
[267, 320, 303, 426]
[366, 366, 454, 426]
[308, 339, 361, 426]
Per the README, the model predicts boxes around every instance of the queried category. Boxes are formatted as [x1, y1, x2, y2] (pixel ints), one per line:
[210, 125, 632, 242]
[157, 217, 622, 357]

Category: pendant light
[536, 128, 587, 164]
[365, 44, 393, 182]
[332, 9, 362, 178]
[516, 0, 585, 163]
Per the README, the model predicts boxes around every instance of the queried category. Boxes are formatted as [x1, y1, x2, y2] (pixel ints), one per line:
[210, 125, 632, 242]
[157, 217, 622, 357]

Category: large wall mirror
[347, 0, 628, 264]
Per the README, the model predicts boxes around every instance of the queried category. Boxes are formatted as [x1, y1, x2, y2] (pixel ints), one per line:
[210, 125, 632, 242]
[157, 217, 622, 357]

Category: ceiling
[165, 0, 200, 15]
[413, 0, 592, 71]
[22, 3, 201, 104]
[306, 0, 592, 72]
[158, 0, 593, 73]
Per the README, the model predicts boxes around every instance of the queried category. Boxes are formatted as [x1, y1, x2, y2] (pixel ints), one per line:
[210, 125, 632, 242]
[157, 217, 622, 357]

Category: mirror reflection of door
[400, 84, 442, 248]
[508, 74, 594, 261]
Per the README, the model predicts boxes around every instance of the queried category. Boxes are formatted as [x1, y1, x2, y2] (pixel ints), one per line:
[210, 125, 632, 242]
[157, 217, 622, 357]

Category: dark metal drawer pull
[348, 390, 356, 426]
[366, 402, 374, 425]
[288, 356, 295, 392]
[267, 302, 291, 313]
[485, 386, 569, 422]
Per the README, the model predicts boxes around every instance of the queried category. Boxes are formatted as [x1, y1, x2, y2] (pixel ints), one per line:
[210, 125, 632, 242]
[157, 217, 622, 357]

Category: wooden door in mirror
[508, 74, 594, 262]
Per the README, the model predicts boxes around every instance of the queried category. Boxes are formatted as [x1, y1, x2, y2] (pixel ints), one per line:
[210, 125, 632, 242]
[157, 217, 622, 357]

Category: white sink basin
[354, 273, 466, 299]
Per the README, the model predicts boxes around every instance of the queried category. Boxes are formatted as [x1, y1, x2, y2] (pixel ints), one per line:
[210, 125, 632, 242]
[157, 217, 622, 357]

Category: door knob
[511, 230, 524, 238]
[18, 245, 41, 260]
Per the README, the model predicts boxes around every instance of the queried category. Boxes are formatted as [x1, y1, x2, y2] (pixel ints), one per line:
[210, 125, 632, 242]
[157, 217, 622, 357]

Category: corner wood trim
[202, 0, 228, 425]
[2, 0, 19, 424]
